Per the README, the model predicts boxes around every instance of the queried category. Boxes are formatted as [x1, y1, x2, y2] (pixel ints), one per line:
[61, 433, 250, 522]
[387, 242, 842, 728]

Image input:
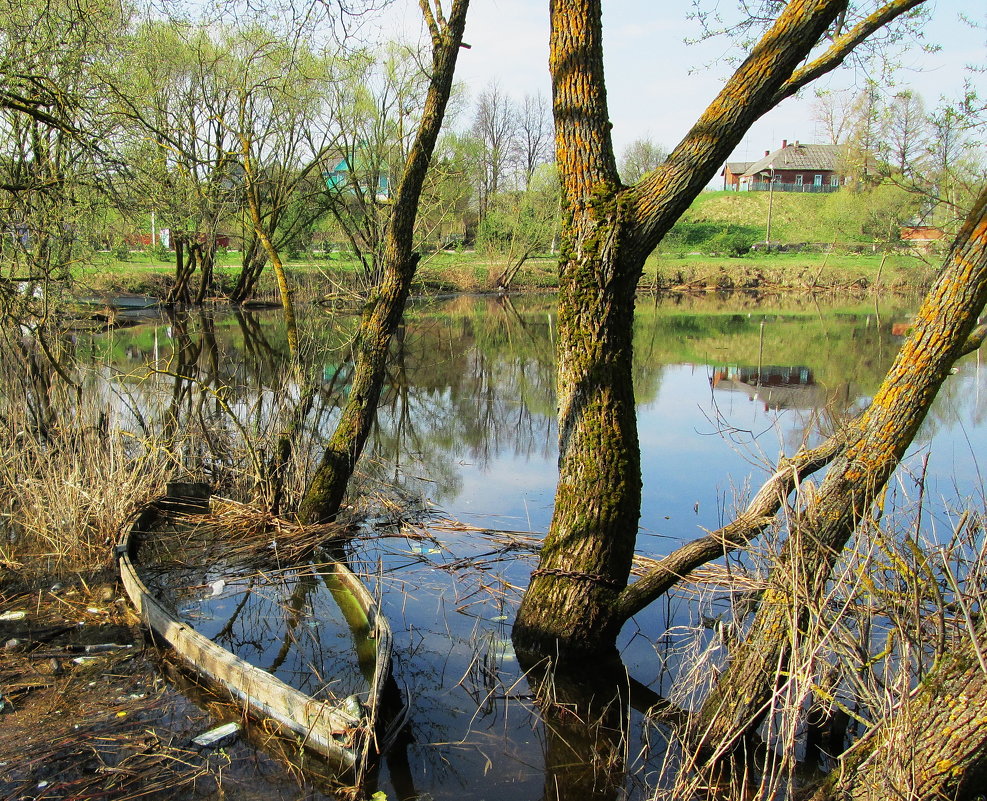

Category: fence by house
[747, 181, 839, 193]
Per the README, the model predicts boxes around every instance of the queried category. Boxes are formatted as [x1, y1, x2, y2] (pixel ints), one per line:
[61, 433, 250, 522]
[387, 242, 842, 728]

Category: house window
[814, 174, 823, 186]
[830, 175, 839, 187]
[795, 174, 803, 186]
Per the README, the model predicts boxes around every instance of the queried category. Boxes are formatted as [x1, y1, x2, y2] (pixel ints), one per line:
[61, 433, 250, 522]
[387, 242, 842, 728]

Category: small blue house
[326, 156, 390, 201]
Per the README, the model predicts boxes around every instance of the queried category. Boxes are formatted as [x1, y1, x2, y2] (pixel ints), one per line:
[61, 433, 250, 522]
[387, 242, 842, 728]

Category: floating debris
[0, 610, 26, 622]
[84, 643, 133, 654]
[192, 721, 241, 749]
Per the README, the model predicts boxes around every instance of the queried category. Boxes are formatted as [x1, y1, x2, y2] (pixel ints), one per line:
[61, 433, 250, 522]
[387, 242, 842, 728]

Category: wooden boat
[116, 484, 392, 777]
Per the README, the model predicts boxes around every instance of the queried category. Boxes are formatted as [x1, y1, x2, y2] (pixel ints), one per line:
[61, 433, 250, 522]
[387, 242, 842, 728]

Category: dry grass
[0, 402, 171, 582]
[174, 497, 350, 567]
[641, 477, 987, 800]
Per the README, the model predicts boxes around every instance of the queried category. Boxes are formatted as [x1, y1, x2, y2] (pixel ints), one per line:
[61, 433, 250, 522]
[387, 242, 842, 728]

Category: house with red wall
[721, 161, 754, 190]
[725, 141, 848, 192]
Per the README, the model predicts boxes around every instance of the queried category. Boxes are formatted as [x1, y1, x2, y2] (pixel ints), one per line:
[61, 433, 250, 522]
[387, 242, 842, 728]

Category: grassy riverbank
[76, 246, 937, 300]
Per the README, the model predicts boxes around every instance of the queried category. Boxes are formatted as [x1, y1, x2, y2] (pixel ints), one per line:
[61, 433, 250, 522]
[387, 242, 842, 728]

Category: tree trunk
[514, 0, 855, 657]
[193, 237, 216, 305]
[694, 185, 987, 758]
[238, 129, 300, 357]
[296, 0, 470, 525]
[511, 209, 644, 654]
[166, 234, 193, 306]
[229, 236, 267, 304]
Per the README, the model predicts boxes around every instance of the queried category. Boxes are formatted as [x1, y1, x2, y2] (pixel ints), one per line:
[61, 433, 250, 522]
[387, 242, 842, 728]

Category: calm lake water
[83, 292, 987, 799]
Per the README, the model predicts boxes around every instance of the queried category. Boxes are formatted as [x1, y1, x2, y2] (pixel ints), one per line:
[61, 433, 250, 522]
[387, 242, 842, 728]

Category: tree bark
[296, 0, 470, 525]
[694, 185, 987, 758]
[810, 626, 987, 801]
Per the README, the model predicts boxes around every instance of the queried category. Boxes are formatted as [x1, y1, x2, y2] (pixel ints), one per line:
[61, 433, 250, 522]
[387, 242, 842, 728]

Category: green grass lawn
[74, 244, 938, 299]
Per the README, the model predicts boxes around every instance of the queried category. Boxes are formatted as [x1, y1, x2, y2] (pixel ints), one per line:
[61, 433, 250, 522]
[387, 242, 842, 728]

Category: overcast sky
[381, 1, 986, 167]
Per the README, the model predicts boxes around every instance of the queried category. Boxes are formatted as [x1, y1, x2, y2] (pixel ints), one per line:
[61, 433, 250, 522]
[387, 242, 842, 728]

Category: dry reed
[0, 399, 171, 581]
[643, 473, 987, 800]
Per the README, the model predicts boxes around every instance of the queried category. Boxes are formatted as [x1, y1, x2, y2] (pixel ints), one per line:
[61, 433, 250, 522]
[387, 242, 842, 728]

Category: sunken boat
[116, 483, 393, 778]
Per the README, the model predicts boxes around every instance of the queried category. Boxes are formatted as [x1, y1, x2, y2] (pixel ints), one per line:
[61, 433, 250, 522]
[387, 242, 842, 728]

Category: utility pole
[765, 163, 775, 246]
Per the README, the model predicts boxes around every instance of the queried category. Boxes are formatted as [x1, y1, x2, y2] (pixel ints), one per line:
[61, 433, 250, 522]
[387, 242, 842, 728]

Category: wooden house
[733, 141, 848, 192]
[721, 161, 754, 190]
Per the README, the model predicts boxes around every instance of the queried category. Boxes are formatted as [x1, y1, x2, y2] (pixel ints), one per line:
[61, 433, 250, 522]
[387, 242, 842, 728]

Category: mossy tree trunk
[693, 185, 987, 759]
[513, 0, 925, 657]
[297, 0, 470, 525]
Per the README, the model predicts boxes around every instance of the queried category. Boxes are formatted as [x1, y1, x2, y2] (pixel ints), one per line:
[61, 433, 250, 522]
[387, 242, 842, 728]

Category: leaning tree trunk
[296, 0, 470, 525]
[694, 185, 987, 759]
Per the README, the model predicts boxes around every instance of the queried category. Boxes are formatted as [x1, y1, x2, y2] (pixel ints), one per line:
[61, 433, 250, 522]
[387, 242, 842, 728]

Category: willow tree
[297, 0, 470, 524]
[513, 0, 931, 656]
[114, 21, 241, 306]
[0, 0, 125, 295]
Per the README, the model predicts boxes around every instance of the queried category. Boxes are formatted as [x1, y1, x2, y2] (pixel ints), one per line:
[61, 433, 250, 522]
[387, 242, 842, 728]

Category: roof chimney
[795, 140, 800, 147]
[782, 139, 788, 148]
[764, 150, 770, 157]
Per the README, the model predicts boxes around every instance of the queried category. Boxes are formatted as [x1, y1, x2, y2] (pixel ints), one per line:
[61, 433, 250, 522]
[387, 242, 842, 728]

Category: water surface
[84, 292, 987, 799]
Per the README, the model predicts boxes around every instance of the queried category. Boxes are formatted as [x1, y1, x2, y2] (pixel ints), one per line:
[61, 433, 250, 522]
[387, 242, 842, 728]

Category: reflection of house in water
[711, 365, 827, 410]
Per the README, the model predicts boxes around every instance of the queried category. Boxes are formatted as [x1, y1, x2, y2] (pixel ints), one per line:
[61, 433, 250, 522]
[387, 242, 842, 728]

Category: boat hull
[117, 492, 392, 776]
